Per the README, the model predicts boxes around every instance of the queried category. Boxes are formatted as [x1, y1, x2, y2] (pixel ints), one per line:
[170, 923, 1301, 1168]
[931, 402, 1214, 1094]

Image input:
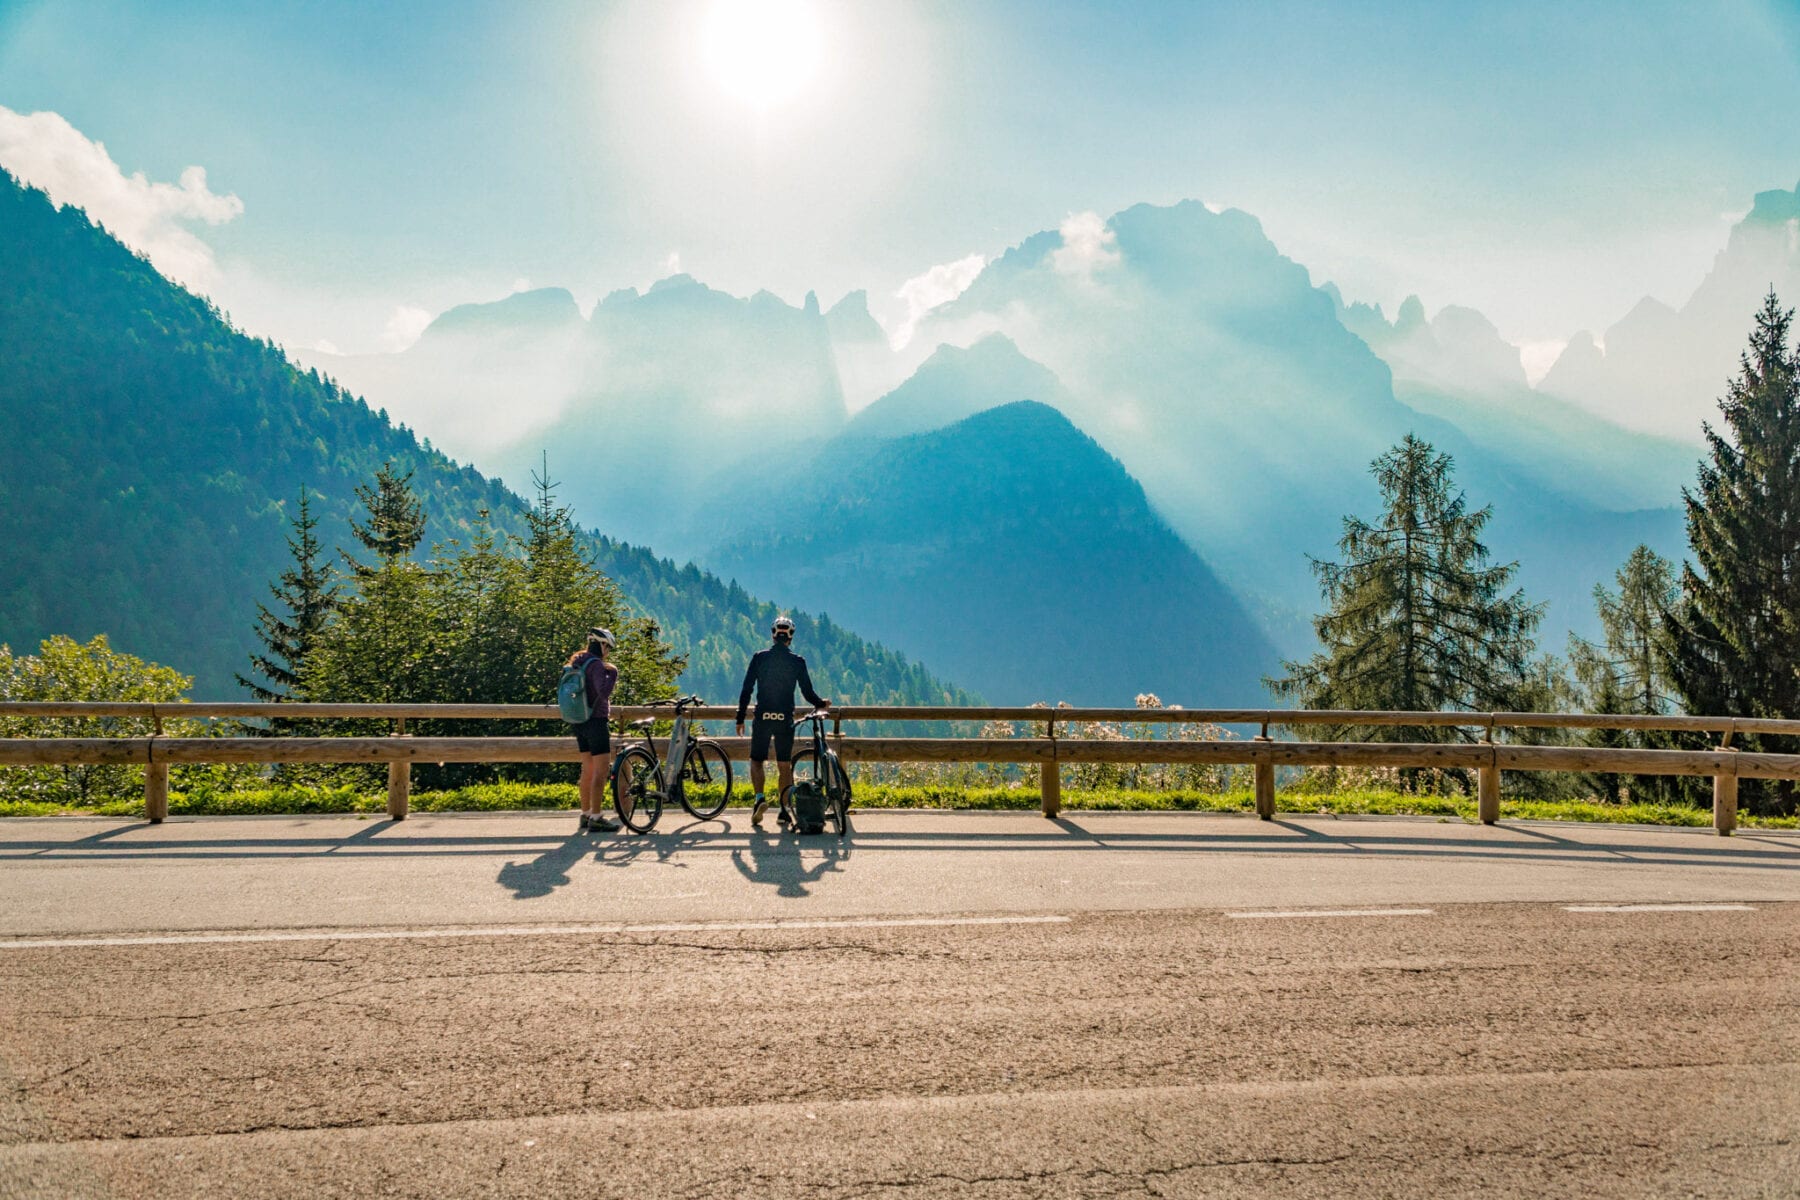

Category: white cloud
[0, 106, 242, 289]
[1051, 210, 1120, 275]
[312, 339, 342, 356]
[381, 305, 434, 353]
[890, 252, 987, 349]
[662, 251, 682, 274]
[510, 277, 533, 294]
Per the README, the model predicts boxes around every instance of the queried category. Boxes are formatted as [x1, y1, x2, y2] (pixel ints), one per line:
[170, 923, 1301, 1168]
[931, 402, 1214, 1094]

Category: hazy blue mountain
[0, 169, 974, 709]
[902, 200, 1691, 653]
[318, 287, 590, 466]
[909, 201, 1456, 640]
[844, 334, 1069, 440]
[824, 289, 886, 345]
[824, 289, 905, 411]
[521, 275, 848, 553]
[697, 401, 1278, 705]
[1539, 180, 1800, 439]
[316, 273, 852, 556]
[424, 287, 584, 339]
[1328, 286, 1696, 513]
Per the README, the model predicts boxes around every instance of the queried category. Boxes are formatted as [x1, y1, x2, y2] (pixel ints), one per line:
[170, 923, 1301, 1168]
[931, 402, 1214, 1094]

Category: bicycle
[610, 695, 736, 834]
[787, 707, 851, 836]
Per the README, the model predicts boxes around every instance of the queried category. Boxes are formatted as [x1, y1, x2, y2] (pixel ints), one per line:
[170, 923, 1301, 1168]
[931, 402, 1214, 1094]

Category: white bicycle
[610, 696, 736, 833]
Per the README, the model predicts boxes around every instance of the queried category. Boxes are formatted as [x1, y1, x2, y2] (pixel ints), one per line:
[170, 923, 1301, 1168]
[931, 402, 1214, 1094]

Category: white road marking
[1227, 907, 1435, 920]
[0, 914, 1073, 951]
[1562, 903, 1756, 913]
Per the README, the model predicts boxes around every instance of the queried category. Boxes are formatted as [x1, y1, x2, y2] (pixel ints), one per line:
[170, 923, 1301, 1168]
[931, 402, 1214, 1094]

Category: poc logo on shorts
[759, 713, 787, 722]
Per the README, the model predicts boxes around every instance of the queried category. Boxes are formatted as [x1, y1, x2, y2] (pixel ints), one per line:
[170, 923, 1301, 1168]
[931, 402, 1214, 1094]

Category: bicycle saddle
[629, 717, 655, 729]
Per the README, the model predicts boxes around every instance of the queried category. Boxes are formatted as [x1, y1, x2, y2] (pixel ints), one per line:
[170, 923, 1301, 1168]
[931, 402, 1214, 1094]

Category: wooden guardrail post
[1041, 717, 1061, 818]
[1252, 726, 1274, 820]
[1477, 718, 1500, 825]
[144, 708, 168, 823]
[1713, 727, 1738, 836]
[144, 762, 169, 823]
[387, 716, 410, 820]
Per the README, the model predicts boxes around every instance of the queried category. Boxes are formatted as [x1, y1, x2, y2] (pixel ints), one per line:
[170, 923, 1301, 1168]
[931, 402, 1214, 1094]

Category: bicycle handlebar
[647, 694, 706, 709]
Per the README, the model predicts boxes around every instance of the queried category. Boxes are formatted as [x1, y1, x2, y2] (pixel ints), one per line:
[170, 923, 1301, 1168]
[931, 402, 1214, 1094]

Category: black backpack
[789, 781, 827, 835]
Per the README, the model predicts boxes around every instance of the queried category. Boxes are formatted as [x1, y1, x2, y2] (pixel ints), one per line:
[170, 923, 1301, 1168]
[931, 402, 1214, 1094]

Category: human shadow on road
[730, 831, 849, 898]
[496, 834, 594, 900]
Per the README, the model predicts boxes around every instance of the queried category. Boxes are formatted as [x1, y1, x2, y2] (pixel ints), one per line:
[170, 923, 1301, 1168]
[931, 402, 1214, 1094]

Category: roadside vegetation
[0, 780, 1791, 828]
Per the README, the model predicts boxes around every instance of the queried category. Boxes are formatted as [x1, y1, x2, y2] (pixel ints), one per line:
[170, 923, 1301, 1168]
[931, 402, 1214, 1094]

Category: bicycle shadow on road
[496, 834, 595, 900]
[593, 817, 730, 870]
[730, 832, 850, 898]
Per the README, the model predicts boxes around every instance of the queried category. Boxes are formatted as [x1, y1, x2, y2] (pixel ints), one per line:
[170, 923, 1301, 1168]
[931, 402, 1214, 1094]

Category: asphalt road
[0, 810, 1797, 934]
[0, 812, 1795, 1197]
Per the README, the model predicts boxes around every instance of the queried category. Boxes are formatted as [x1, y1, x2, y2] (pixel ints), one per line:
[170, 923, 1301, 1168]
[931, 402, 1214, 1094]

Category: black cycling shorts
[749, 713, 795, 762]
[572, 717, 611, 755]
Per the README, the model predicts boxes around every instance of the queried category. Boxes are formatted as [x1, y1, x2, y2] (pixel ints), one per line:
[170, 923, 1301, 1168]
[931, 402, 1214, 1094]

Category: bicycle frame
[791, 708, 850, 834]
[617, 697, 700, 787]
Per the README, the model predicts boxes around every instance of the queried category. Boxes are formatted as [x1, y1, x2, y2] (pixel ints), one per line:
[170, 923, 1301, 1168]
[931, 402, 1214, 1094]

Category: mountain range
[13, 162, 1796, 706]
[0, 169, 973, 710]
[307, 186, 1800, 695]
[1536, 181, 1800, 440]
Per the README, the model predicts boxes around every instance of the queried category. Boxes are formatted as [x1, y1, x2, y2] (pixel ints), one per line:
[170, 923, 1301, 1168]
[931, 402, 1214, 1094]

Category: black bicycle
[610, 696, 735, 834]
[788, 707, 851, 836]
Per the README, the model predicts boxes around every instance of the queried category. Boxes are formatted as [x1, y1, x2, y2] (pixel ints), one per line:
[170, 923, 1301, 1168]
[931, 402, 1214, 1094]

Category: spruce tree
[1666, 291, 1800, 813]
[237, 486, 337, 701]
[348, 460, 425, 573]
[1267, 434, 1543, 743]
[309, 464, 434, 706]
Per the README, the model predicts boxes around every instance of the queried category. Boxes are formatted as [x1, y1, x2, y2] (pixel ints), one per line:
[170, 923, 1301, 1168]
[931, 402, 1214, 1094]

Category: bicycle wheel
[611, 746, 663, 834]
[790, 750, 852, 835]
[674, 740, 734, 820]
[823, 752, 852, 835]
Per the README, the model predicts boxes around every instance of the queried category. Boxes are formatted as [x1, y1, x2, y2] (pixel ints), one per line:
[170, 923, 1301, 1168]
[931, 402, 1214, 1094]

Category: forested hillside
[0, 170, 974, 707]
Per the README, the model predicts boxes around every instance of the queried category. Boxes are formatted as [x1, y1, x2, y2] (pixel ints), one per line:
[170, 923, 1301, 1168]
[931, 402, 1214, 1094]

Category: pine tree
[1666, 291, 1800, 814]
[237, 486, 338, 701]
[347, 460, 425, 573]
[1267, 434, 1543, 742]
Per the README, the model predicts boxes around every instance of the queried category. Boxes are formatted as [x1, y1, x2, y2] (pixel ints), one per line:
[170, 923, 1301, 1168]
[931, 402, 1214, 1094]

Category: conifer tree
[1572, 545, 1678, 717]
[1570, 545, 1679, 803]
[1267, 434, 1542, 742]
[1666, 291, 1800, 813]
[237, 486, 337, 701]
[347, 460, 425, 572]
[308, 464, 433, 704]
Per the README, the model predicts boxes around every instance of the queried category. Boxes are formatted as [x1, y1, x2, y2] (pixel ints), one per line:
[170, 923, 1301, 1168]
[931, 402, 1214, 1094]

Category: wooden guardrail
[3, 704, 1792, 835]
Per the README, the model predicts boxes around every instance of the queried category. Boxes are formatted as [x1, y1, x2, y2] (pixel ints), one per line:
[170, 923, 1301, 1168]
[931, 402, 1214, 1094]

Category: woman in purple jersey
[568, 627, 621, 834]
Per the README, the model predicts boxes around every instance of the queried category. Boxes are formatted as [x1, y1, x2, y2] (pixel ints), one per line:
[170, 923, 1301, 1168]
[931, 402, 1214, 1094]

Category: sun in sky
[698, 0, 824, 112]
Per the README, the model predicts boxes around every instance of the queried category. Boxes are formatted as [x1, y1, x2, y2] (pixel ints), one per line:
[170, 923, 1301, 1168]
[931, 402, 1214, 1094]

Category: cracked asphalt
[0, 812, 1796, 1197]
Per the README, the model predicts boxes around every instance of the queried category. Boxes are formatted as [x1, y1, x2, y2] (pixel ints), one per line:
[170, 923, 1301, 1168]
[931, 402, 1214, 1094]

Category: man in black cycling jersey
[736, 615, 831, 827]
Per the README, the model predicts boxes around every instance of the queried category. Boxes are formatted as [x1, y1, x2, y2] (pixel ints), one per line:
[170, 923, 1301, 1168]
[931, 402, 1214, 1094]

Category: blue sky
[2, 0, 1797, 359]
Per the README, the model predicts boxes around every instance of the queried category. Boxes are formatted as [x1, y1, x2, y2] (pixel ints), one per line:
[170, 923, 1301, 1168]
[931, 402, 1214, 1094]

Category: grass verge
[1, 783, 1793, 828]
